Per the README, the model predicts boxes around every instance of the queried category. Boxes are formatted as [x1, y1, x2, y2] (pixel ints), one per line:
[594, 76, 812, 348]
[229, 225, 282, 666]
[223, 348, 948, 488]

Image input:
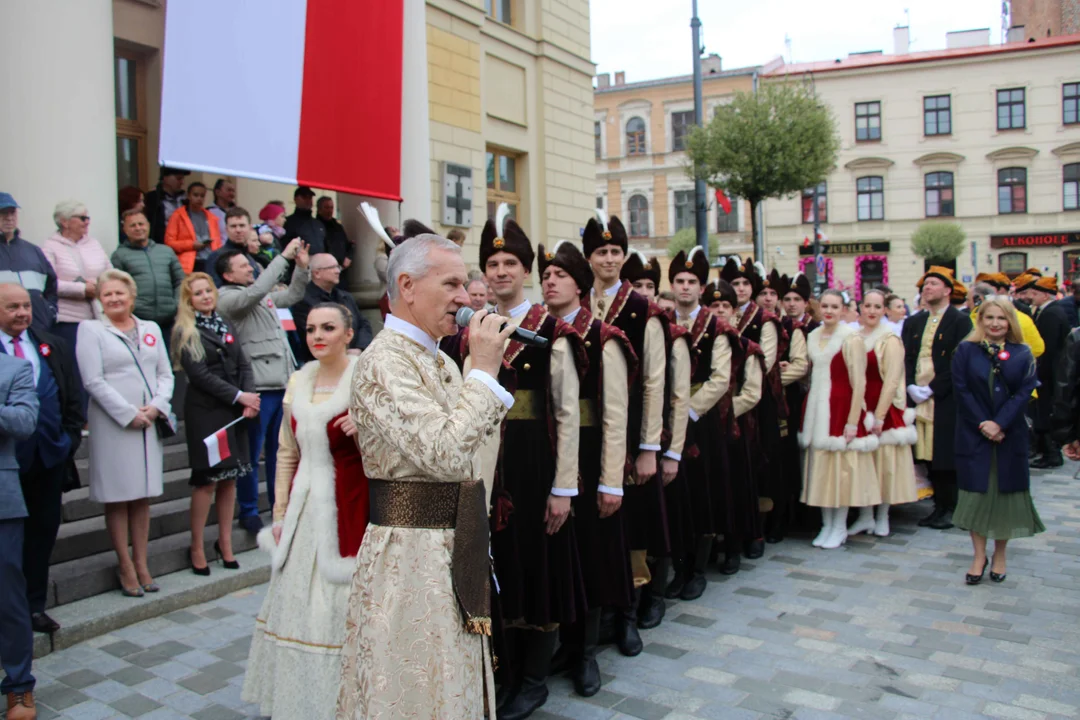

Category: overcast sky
[590, 0, 1008, 82]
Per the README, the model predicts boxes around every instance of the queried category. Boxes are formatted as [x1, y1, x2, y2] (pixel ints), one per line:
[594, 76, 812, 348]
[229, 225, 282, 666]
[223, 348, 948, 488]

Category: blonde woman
[952, 298, 1042, 585]
[77, 270, 174, 596]
[172, 273, 259, 575]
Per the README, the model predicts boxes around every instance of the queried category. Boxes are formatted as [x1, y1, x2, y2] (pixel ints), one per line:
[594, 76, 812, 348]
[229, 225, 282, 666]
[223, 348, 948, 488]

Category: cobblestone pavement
[12, 463, 1080, 720]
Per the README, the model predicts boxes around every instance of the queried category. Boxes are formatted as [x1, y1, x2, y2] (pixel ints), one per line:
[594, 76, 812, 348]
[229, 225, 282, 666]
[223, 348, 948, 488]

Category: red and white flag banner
[204, 417, 245, 467]
[161, 0, 404, 201]
[277, 307, 296, 332]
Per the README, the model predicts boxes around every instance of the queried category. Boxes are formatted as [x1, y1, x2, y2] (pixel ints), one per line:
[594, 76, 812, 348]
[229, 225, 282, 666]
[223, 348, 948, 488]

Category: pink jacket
[42, 233, 113, 323]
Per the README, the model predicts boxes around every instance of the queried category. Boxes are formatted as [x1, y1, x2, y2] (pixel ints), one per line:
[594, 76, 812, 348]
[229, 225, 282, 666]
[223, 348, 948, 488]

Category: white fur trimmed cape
[798, 323, 879, 453]
[860, 323, 917, 446]
[257, 356, 362, 585]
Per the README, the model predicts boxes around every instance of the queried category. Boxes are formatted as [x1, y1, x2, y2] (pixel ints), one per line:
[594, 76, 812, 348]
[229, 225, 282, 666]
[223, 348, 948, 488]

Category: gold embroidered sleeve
[550, 336, 581, 493]
[666, 340, 692, 458]
[733, 353, 763, 418]
[600, 340, 629, 490]
[273, 375, 299, 523]
[876, 335, 905, 419]
[781, 329, 808, 386]
[351, 347, 507, 482]
[639, 317, 666, 450]
[690, 334, 731, 419]
[842, 334, 868, 426]
[761, 322, 778, 373]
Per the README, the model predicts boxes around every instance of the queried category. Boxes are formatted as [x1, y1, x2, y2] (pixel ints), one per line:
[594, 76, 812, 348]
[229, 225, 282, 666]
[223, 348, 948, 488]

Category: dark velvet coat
[952, 341, 1037, 493]
[1031, 299, 1072, 432]
[902, 306, 973, 471]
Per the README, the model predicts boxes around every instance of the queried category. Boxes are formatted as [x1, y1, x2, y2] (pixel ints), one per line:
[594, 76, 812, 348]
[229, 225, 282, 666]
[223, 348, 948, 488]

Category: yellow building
[762, 31, 1080, 298]
[1, 0, 595, 308]
[593, 56, 781, 278]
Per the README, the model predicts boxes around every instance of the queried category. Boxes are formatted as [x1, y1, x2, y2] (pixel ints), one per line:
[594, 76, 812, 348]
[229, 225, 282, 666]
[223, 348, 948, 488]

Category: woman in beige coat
[77, 270, 174, 596]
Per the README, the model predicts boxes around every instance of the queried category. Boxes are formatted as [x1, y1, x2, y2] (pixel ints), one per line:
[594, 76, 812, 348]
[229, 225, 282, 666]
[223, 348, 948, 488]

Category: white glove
[907, 384, 933, 404]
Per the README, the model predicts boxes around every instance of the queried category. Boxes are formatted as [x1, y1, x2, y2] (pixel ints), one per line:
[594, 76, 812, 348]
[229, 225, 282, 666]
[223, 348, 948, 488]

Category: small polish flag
[204, 417, 244, 467]
[277, 308, 296, 332]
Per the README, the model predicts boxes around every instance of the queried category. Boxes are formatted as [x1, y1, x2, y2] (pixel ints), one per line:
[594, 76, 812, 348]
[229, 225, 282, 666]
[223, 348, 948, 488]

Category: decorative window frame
[798, 256, 834, 289]
[854, 255, 889, 300]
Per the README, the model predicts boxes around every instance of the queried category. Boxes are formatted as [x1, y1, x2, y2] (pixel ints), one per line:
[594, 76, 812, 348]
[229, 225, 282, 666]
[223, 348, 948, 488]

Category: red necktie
[11, 334, 24, 359]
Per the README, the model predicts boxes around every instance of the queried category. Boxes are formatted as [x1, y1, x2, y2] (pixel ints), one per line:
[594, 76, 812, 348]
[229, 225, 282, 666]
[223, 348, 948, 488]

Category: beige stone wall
[762, 44, 1080, 298]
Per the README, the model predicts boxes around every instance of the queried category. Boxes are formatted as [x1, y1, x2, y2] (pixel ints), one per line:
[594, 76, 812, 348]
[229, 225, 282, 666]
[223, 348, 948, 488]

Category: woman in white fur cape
[799, 290, 881, 549]
[848, 289, 918, 539]
[242, 304, 368, 719]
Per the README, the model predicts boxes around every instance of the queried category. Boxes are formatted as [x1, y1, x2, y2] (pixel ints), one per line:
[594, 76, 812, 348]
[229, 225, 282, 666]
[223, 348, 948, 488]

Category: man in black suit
[1052, 270, 1080, 331]
[0, 284, 83, 634]
[902, 266, 973, 530]
[1016, 273, 1071, 468]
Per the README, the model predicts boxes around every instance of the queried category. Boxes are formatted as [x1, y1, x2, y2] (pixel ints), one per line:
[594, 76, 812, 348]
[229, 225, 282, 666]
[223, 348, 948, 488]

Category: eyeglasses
[72, 215, 90, 222]
[315, 265, 342, 272]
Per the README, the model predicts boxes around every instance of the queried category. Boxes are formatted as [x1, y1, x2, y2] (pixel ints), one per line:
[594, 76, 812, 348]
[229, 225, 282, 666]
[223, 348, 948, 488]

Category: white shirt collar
[678, 305, 701, 322]
[504, 300, 532, 318]
[562, 307, 582, 324]
[589, 282, 621, 299]
[739, 301, 751, 314]
[384, 314, 439, 357]
[0, 328, 25, 345]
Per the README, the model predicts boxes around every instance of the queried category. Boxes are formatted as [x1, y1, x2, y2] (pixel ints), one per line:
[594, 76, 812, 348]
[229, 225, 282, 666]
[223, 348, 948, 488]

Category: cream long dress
[799, 324, 881, 508]
[336, 321, 510, 720]
[242, 357, 361, 720]
[862, 325, 918, 505]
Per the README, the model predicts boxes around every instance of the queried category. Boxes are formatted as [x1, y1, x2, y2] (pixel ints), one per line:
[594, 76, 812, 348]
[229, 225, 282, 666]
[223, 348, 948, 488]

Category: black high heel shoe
[190, 548, 210, 576]
[965, 559, 989, 585]
[214, 540, 240, 570]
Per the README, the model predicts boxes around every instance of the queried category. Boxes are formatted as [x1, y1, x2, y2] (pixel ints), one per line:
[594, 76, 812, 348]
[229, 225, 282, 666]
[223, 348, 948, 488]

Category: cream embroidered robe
[336, 328, 508, 720]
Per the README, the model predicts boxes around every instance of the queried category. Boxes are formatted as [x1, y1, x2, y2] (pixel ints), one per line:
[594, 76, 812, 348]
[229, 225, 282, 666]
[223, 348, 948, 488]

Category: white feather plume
[716, 255, 727, 267]
[594, 208, 609, 232]
[548, 239, 569, 257]
[495, 203, 511, 237]
[754, 261, 767, 277]
[632, 249, 651, 266]
[687, 246, 706, 263]
[358, 202, 394, 250]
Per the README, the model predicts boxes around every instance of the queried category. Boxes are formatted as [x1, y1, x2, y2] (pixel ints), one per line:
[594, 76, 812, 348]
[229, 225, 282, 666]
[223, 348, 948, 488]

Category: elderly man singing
[336, 233, 515, 719]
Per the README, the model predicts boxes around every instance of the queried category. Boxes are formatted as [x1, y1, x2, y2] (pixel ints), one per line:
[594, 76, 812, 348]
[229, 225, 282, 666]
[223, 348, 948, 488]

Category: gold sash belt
[369, 478, 491, 635]
[506, 389, 598, 426]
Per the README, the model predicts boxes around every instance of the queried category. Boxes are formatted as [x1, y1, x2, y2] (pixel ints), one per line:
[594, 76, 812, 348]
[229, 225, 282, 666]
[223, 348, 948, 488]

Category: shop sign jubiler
[990, 232, 1080, 248]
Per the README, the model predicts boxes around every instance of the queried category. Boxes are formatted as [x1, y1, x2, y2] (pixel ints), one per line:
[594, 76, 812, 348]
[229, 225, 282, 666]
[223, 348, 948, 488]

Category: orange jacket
[164, 205, 223, 273]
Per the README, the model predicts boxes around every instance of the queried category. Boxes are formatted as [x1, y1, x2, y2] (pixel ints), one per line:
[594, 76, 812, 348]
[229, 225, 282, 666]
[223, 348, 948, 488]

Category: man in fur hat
[719, 258, 787, 562]
[582, 210, 668, 657]
[619, 250, 690, 630]
[538, 240, 634, 699]
[664, 247, 734, 598]
[902, 266, 973, 528]
[1015, 272, 1070, 468]
[463, 204, 584, 720]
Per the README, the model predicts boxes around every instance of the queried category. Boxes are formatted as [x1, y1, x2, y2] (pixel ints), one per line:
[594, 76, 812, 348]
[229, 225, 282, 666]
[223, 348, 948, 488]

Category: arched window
[626, 117, 646, 156]
[628, 195, 649, 237]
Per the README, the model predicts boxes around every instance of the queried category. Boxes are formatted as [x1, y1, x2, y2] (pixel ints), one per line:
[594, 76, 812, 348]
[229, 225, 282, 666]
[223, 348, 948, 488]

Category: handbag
[111, 330, 177, 439]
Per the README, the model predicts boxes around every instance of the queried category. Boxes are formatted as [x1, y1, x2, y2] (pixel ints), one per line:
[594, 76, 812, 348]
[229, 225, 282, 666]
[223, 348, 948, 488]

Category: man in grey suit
[0, 352, 41, 720]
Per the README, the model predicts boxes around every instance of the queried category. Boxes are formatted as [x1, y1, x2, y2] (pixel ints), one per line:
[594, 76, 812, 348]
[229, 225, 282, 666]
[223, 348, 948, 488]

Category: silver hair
[386, 233, 461, 303]
[53, 199, 88, 228]
[972, 282, 998, 301]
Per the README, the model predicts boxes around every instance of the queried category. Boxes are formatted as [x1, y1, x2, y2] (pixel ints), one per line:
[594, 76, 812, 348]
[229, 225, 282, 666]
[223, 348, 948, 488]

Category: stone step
[62, 461, 267, 523]
[45, 515, 270, 610]
[32, 542, 271, 660]
[51, 492, 271, 567]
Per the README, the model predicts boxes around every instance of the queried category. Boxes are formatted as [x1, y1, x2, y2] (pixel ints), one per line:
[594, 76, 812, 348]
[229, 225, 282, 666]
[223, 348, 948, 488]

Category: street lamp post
[812, 183, 825, 296]
[691, 0, 708, 253]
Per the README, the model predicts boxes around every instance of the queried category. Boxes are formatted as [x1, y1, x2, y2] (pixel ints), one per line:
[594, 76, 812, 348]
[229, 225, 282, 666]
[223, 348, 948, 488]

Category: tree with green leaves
[685, 82, 840, 253]
[667, 227, 722, 263]
[911, 222, 966, 264]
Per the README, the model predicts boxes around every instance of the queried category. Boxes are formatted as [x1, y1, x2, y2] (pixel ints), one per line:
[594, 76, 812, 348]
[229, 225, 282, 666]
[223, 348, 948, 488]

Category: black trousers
[20, 457, 64, 615]
[930, 469, 957, 512]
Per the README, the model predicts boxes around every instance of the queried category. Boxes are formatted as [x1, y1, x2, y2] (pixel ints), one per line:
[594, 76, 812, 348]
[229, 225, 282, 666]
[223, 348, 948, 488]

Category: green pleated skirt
[954, 446, 1045, 540]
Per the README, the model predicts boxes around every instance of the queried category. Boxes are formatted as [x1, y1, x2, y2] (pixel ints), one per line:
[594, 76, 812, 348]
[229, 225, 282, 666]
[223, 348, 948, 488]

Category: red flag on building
[715, 189, 732, 215]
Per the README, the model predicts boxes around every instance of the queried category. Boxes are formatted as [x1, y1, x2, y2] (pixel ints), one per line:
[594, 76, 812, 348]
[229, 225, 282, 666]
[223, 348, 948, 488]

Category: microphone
[455, 306, 549, 348]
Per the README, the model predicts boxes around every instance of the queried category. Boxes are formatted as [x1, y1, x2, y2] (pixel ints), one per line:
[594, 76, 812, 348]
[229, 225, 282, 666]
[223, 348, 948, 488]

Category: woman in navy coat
[952, 298, 1044, 585]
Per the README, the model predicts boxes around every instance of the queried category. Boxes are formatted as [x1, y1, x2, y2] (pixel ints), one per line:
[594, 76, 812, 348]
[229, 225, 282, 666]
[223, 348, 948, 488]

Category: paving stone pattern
[7, 464, 1080, 719]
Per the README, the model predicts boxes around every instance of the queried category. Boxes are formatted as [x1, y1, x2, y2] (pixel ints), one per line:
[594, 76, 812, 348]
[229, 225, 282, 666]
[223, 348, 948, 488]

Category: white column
[0, 0, 118, 250]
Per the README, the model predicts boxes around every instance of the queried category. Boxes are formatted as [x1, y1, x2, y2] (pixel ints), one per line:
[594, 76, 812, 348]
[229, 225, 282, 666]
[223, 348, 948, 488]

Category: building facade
[0, 0, 594, 308]
[593, 57, 773, 276]
[762, 34, 1080, 300]
[1010, 0, 1080, 40]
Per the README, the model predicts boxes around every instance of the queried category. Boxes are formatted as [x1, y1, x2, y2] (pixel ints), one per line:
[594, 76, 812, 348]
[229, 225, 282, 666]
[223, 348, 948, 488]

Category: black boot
[743, 538, 765, 560]
[498, 630, 557, 720]
[680, 536, 713, 601]
[665, 558, 687, 598]
[638, 558, 669, 629]
[572, 608, 602, 697]
[918, 505, 943, 527]
[597, 608, 617, 645]
[765, 507, 786, 544]
[616, 588, 644, 656]
[721, 536, 741, 575]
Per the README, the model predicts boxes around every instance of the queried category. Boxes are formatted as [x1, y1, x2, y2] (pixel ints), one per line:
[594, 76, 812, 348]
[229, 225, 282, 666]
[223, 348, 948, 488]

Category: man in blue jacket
[0, 193, 58, 334]
[0, 352, 41, 720]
